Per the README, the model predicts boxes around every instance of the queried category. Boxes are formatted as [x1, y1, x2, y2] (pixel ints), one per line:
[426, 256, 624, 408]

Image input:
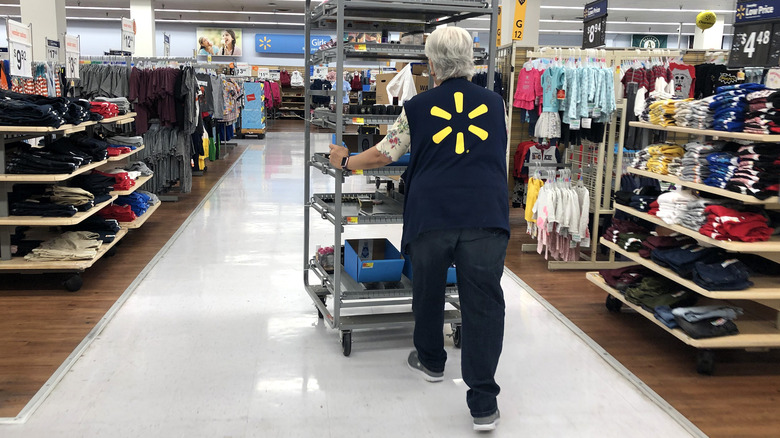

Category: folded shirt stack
[710, 83, 767, 132]
[630, 149, 651, 170]
[115, 192, 153, 217]
[648, 99, 682, 126]
[650, 244, 726, 278]
[71, 173, 116, 197]
[655, 189, 698, 225]
[93, 97, 131, 114]
[671, 305, 741, 338]
[92, 170, 135, 191]
[703, 152, 738, 188]
[700, 205, 774, 242]
[107, 135, 144, 147]
[724, 143, 780, 200]
[602, 218, 651, 244]
[679, 142, 722, 183]
[624, 276, 698, 312]
[598, 265, 654, 292]
[126, 161, 154, 177]
[686, 97, 715, 129]
[645, 144, 685, 175]
[614, 186, 661, 211]
[615, 231, 651, 252]
[98, 204, 137, 222]
[4, 142, 84, 175]
[89, 101, 120, 120]
[638, 234, 698, 259]
[679, 198, 722, 231]
[743, 89, 779, 134]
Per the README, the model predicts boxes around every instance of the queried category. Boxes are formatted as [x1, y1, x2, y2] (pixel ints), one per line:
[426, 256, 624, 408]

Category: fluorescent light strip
[154, 9, 303, 16]
[155, 18, 303, 26]
[540, 6, 734, 13]
[66, 17, 121, 21]
[539, 29, 696, 36]
[67, 6, 129, 11]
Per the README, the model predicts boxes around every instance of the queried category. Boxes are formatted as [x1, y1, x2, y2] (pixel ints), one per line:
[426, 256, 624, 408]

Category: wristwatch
[341, 156, 350, 171]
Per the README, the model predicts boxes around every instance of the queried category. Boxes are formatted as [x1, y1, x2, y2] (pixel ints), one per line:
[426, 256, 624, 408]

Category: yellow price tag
[355, 44, 367, 51]
[353, 169, 364, 175]
[347, 217, 359, 224]
[362, 262, 374, 268]
[352, 117, 365, 124]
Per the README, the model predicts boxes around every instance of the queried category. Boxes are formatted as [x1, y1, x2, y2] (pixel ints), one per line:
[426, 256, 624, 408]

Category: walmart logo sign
[255, 34, 331, 54]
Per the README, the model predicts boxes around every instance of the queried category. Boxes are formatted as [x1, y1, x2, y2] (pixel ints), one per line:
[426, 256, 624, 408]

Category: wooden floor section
[2, 120, 779, 437]
[0, 143, 248, 418]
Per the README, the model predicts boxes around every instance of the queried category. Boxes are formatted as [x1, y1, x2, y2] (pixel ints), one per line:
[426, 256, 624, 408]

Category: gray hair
[424, 26, 475, 81]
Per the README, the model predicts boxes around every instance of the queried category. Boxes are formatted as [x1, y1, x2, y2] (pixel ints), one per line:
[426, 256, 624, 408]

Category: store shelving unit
[303, 0, 498, 356]
[588, 121, 780, 374]
[0, 113, 155, 291]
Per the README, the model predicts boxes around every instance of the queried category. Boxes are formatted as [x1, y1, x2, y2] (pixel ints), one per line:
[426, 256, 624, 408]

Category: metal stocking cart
[302, 0, 499, 356]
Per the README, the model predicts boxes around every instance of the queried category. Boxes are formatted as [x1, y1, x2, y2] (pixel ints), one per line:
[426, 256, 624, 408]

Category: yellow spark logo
[258, 36, 271, 50]
[430, 92, 489, 154]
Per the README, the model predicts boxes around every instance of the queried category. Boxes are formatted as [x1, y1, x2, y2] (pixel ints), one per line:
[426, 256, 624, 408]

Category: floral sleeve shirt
[375, 109, 412, 162]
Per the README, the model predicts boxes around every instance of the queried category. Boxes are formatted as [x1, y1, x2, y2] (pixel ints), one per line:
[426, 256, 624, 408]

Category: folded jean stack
[724, 143, 780, 200]
[700, 205, 774, 242]
[0, 89, 92, 127]
[63, 215, 121, 244]
[703, 151, 738, 188]
[94, 97, 130, 115]
[23, 231, 103, 262]
[624, 276, 697, 311]
[90, 101, 120, 120]
[598, 265, 654, 292]
[655, 189, 698, 225]
[710, 83, 767, 132]
[654, 305, 741, 338]
[743, 89, 779, 134]
[637, 234, 697, 259]
[71, 173, 115, 205]
[5, 142, 84, 175]
[9, 184, 97, 217]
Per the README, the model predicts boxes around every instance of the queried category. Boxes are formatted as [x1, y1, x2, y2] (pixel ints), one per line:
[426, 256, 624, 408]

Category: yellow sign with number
[513, 0, 527, 41]
[497, 6, 502, 46]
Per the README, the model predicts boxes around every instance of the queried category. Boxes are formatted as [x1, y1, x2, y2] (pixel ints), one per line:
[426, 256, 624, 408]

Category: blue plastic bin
[345, 239, 405, 283]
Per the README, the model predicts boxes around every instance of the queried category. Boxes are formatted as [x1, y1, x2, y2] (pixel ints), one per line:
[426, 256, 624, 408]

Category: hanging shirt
[513, 67, 542, 110]
[541, 67, 565, 113]
[669, 63, 696, 99]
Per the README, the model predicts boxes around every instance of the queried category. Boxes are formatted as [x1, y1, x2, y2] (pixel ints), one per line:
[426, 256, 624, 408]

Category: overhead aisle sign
[582, 0, 607, 49]
[121, 18, 135, 54]
[7, 19, 33, 78]
[65, 34, 80, 79]
[512, 0, 527, 41]
[729, 0, 780, 67]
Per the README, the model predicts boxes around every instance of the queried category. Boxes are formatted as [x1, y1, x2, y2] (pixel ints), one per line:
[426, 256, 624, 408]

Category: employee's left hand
[329, 144, 349, 168]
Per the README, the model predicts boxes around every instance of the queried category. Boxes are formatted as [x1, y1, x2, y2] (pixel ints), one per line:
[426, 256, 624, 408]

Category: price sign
[163, 33, 170, 57]
[46, 39, 60, 64]
[7, 20, 32, 78]
[121, 18, 135, 54]
[582, 0, 608, 49]
[729, 1, 780, 68]
[235, 62, 250, 76]
[65, 34, 80, 79]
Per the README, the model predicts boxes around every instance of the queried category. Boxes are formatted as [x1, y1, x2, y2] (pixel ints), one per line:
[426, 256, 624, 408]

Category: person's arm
[329, 109, 411, 170]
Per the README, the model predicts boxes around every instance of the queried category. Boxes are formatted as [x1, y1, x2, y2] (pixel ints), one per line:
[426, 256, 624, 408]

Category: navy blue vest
[401, 77, 509, 250]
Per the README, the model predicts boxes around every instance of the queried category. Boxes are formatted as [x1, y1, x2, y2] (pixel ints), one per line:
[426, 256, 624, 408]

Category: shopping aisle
[0, 132, 702, 437]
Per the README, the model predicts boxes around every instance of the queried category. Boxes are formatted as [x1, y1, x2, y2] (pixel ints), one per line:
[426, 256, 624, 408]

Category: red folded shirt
[107, 146, 132, 156]
[90, 102, 120, 118]
[93, 170, 136, 191]
[98, 204, 137, 222]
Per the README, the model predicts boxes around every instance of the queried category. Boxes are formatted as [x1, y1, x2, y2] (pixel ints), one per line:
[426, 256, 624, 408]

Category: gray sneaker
[473, 409, 500, 431]
[406, 350, 444, 382]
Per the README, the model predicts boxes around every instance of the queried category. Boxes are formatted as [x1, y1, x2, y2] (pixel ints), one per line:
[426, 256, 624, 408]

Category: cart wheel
[259, 133, 265, 139]
[696, 349, 715, 375]
[387, 181, 394, 192]
[317, 296, 327, 319]
[63, 274, 83, 292]
[106, 248, 117, 257]
[341, 330, 352, 357]
[605, 295, 623, 313]
[452, 324, 462, 349]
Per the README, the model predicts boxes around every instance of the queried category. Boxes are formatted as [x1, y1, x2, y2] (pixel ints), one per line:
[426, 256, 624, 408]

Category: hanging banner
[632, 35, 668, 49]
[121, 18, 135, 54]
[512, 0, 527, 41]
[7, 19, 33, 78]
[496, 5, 502, 46]
[65, 34, 80, 80]
[46, 39, 60, 64]
[582, 0, 608, 49]
[163, 33, 170, 57]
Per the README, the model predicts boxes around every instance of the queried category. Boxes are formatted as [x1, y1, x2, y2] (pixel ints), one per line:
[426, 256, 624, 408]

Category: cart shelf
[600, 238, 780, 299]
[0, 196, 117, 226]
[627, 167, 779, 206]
[628, 121, 780, 142]
[311, 152, 406, 177]
[0, 227, 128, 272]
[311, 190, 404, 225]
[0, 121, 97, 135]
[99, 113, 137, 125]
[312, 42, 487, 64]
[586, 271, 780, 349]
[613, 204, 780, 253]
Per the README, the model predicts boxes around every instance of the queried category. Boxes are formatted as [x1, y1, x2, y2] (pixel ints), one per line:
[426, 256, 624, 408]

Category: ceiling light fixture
[540, 6, 734, 13]
[153, 8, 303, 16]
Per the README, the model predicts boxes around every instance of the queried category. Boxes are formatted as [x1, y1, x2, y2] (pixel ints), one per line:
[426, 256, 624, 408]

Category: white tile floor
[0, 134, 705, 437]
